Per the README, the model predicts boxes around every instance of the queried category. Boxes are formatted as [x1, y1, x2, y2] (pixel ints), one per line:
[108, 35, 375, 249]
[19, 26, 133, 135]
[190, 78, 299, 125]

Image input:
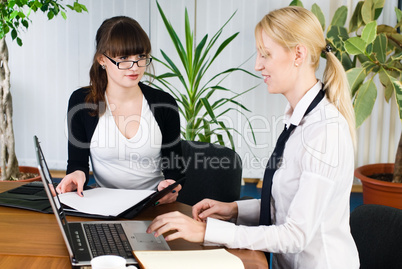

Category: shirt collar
[284, 80, 323, 127]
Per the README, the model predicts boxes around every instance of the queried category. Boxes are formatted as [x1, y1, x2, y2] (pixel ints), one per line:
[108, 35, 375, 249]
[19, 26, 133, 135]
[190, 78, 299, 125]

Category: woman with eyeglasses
[56, 16, 183, 204]
[146, 6, 359, 268]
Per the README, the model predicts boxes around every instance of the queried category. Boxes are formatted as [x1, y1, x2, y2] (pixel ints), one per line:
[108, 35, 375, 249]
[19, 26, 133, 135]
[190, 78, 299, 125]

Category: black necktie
[259, 88, 325, 262]
[259, 123, 296, 226]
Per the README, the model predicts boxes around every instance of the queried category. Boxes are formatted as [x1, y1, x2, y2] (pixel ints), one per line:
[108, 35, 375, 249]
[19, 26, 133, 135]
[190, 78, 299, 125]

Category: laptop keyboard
[83, 223, 134, 259]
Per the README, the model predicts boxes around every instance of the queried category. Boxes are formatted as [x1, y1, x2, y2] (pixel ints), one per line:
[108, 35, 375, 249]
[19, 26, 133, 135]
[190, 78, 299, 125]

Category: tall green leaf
[378, 25, 398, 36]
[344, 37, 367, 55]
[362, 0, 375, 24]
[357, 54, 370, 65]
[193, 35, 208, 76]
[340, 51, 354, 71]
[326, 25, 349, 49]
[372, 33, 387, 63]
[311, 4, 325, 31]
[391, 52, 402, 62]
[354, 79, 377, 127]
[396, 7, 402, 30]
[379, 68, 396, 102]
[361, 61, 378, 74]
[331, 6, 348, 27]
[184, 8, 193, 81]
[392, 78, 402, 121]
[156, 1, 188, 73]
[289, 0, 303, 7]
[373, 0, 385, 20]
[388, 33, 402, 52]
[349, 1, 364, 32]
[396, 7, 402, 22]
[347, 67, 366, 96]
[361, 21, 377, 45]
[205, 32, 239, 76]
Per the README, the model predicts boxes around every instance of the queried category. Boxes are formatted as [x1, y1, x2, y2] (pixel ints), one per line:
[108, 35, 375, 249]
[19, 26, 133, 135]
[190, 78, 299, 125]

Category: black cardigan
[66, 82, 184, 186]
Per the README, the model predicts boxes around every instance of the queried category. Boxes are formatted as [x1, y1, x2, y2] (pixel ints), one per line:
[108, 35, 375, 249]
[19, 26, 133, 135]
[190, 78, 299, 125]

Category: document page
[133, 249, 245, 269]
[58, 188, 155, 217]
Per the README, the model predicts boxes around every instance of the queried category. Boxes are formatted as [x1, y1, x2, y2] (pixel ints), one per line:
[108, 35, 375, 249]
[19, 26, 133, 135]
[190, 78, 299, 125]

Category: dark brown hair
[85, 16, 152, 114]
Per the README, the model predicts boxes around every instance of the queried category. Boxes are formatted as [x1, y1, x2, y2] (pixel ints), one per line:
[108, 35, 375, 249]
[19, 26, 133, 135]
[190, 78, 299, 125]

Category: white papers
[58, 188, 155, 217]
[133, 249, 245, 269]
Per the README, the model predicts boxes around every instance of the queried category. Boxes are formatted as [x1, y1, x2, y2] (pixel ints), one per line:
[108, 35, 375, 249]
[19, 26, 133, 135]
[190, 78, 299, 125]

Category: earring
[295, 63, 299, 67]
[101, 65, 106, 69]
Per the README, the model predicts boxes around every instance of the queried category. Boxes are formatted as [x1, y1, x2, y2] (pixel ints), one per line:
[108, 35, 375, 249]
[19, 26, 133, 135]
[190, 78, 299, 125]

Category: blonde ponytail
[323, 52, 356, 148]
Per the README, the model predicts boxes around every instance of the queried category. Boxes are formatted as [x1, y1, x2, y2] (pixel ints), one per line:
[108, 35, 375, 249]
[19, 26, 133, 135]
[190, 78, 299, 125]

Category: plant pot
[354, 163, 402, 209]
[0, 166, 41, 182]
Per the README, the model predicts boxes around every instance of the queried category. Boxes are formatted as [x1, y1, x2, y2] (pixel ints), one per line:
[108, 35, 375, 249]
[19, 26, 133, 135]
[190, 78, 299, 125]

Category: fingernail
[81, 192, 84, 197]
[172, 190, 176, 193]
[154, 201, 160, 206]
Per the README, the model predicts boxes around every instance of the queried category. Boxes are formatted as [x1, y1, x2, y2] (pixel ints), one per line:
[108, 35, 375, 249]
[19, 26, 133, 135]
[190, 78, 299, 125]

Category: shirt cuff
[204, 218, 236, 247]
[236, 199, 260, 226]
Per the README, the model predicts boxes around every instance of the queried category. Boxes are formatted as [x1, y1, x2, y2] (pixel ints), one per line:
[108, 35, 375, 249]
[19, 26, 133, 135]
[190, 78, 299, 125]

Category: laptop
[34, 136, 170, 267]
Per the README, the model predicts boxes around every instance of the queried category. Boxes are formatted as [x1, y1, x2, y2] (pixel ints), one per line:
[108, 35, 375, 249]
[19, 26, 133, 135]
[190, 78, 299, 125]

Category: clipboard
[116, 176, 185, 219]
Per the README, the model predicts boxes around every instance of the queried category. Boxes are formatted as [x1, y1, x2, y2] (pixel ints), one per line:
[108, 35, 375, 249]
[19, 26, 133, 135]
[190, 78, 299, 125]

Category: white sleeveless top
[90, 95, 164, 189]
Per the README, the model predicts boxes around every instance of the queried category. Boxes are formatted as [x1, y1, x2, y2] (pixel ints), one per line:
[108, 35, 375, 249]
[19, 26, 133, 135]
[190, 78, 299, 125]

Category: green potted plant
[0, 0, 87, 181]
[293, 0, 402, 208]
[145, 1, 258, 150]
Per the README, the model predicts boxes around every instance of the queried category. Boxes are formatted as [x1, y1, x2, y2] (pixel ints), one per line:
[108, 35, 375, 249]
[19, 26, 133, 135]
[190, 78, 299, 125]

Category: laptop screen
[34, 135, 76, 258]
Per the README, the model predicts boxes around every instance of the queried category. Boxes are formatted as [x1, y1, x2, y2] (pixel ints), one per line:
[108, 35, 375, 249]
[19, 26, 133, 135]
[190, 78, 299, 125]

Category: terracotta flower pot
[0, 166, 41, 182]
[354, 163, 402, 209]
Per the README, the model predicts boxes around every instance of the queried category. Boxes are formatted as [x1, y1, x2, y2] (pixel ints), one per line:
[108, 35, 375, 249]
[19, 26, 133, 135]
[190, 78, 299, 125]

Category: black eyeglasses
[103, 54, 152, 69]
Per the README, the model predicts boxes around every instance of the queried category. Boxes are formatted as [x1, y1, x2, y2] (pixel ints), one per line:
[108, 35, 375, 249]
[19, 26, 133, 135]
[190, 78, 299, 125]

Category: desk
[0, 182, 267, 269]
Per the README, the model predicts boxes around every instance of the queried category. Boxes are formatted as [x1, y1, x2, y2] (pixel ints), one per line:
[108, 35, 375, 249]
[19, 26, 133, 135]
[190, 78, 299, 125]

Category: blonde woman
[147, 6, 359, 268]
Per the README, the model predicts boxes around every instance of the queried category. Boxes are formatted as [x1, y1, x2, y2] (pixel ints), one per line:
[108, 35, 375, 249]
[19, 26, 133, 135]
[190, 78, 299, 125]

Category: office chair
[350, 204, 402, 269]
[177, 140, 242, 206]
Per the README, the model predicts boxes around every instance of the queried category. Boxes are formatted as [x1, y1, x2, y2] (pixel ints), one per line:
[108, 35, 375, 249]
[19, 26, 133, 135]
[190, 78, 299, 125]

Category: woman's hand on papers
[56, 170, 86, 197]
[147, 211, 206, 243]
[156, 179, 182, 204]
[192, 199, 238, 222]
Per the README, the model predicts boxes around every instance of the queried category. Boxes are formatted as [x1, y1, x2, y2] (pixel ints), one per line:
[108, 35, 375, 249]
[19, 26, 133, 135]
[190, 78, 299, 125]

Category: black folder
[0, 181, 53, 213]
[0, 177, 184, 219]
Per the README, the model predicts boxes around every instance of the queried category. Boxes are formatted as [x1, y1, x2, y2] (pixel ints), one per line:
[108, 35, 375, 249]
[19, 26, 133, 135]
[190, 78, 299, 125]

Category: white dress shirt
[90, 95, 164, 190]
[204, 81, 359, 269]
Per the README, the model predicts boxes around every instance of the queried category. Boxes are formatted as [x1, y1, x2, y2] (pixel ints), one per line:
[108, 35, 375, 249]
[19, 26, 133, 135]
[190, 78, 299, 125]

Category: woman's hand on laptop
[147, 211, 206, 243]
[56, 170, 86, 197]
[156, 179, 182, 205]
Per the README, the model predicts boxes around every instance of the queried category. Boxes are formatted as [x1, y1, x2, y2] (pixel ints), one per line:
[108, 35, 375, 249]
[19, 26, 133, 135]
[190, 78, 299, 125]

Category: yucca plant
[293, 0, 402, 182]
[145, 1, 259, 149]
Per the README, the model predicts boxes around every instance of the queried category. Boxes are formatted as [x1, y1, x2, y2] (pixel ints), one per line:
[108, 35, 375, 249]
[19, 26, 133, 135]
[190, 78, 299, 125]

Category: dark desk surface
[0, 181, 268, 269]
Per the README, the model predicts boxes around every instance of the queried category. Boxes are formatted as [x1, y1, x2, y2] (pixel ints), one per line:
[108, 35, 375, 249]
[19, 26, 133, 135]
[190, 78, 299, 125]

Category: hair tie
[323, 44, 332, 54]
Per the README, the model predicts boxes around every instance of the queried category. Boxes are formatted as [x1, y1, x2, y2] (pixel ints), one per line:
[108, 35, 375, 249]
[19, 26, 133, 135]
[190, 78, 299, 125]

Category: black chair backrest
[350, 204, 402, 269]
[177, 140, 242, 206]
